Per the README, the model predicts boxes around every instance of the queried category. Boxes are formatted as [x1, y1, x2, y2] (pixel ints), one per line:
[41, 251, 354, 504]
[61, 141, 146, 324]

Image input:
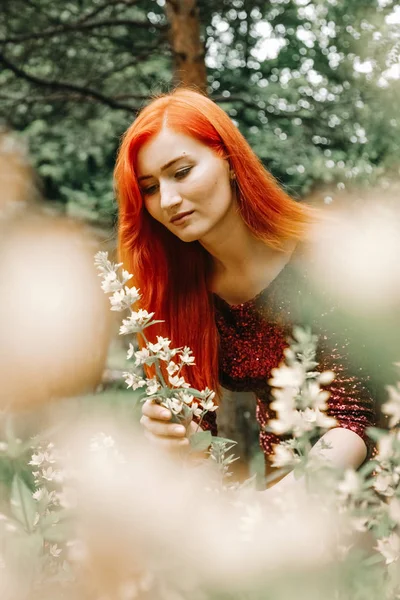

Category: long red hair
[114, 88, 315, 394]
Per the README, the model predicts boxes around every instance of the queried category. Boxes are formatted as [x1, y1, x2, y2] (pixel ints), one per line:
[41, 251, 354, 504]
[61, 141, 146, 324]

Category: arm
[265, 427, 367, 495]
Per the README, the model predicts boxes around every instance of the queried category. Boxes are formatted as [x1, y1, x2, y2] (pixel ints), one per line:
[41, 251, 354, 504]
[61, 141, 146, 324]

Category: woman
[114, 88, 375, 485]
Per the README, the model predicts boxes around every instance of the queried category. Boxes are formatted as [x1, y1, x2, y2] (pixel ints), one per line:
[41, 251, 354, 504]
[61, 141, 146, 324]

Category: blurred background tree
[0, 0, 399, 224]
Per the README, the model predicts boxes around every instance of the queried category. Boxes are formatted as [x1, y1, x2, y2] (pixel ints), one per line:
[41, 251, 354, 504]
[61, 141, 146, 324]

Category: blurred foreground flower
[310, 204, 400, 313]
[55, 417, 342, 600]
[267, 327, 337, 473]
[0, 216, 112, 410]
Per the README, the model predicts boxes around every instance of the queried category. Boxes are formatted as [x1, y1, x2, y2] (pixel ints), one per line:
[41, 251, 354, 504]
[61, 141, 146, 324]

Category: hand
[140, 399, 193, 451]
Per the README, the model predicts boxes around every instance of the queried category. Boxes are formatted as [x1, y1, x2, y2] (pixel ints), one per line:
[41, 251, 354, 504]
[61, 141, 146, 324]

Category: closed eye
[174, 166, 193, 180]
[141, 183, 159, 196]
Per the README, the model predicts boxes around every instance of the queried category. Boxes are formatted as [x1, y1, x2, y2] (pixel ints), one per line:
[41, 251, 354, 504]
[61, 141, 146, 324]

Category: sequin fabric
[200, 250, 377, 464]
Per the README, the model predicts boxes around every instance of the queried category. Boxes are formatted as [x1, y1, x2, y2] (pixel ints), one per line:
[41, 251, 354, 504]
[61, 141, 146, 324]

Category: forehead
[136, 127, 208, 176]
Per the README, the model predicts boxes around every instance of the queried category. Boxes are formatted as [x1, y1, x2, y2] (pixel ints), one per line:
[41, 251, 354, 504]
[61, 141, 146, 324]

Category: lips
[170, 211, 194, 224]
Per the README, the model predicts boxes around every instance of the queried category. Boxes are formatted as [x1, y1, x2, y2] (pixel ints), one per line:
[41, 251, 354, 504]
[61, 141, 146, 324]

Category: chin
[170, 223, 210, 244]
[175, 230, 202, 243]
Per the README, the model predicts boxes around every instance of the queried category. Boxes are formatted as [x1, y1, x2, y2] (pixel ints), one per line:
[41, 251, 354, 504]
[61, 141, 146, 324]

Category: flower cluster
[267, 327, 337, 470]
[95, 251, 217, 426]
[268, 334, 400, 573]
[30, 440, 75, 565]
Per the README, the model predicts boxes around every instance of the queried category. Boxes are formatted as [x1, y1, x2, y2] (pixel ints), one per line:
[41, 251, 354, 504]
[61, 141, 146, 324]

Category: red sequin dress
[200, 248, 377, 463]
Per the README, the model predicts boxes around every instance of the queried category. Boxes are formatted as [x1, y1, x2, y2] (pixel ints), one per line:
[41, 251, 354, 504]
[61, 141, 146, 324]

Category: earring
[229, 170, 236, 181]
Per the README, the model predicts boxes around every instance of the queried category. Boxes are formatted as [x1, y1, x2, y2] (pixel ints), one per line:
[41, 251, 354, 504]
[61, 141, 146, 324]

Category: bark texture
[164, 0, 207, 92]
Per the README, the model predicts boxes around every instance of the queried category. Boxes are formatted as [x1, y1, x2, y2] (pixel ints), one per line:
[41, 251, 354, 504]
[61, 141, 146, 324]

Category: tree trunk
[164, 0, 207, 92]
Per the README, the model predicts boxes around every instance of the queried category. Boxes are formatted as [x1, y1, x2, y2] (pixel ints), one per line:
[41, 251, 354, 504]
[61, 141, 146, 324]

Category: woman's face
[136, 127, 235, 243]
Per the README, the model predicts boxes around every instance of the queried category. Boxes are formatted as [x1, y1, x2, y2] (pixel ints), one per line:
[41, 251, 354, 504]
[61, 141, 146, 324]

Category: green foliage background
[0, 0, 399, 222]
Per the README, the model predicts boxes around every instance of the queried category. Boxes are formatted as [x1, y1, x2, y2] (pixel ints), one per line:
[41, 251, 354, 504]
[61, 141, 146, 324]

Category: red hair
[114, 88, 315, 394]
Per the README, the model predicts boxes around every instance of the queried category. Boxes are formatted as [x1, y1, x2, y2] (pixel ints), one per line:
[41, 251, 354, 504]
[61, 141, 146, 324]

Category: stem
[7, 416, 32, 534]
[15, 471, 31, 534]
[196, 414, 205, 433]
[140, 331, 167, 388]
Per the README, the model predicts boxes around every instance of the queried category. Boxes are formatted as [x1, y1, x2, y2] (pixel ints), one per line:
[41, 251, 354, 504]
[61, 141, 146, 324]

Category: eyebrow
[138, 155, 189, 182]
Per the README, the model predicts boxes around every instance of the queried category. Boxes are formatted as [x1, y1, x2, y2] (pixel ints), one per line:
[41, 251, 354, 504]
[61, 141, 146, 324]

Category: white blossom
[101, 271, 122, 293]
[127, 343, 135, 360]
[337, 469, 361, 499]
[270, 386, 296, 414]
[120, 310, 155, 335]
[383, 383, 400, 428]
[167, 361, 179, 376]
[109, 286, 141, 312]
[94, 250, 108, 265]
[165, 397, 183, 415]
[201, 397, 218, 412]
[180, 346, 195, 365]
[350, 516, 369, 533]
[32, 487, 45, 502]
[148, 336, 171, 354]
[269, 364, 303, 389]
[134, 348, 151, 366]
[41, 467, 63, 483]
[200, 388, 216, 402]
[190, 401, 203, 418]
[29, 452, 46, 467]
[305, 382, 331, 409]
[388, 497, 400, 523]
[168, 374, 189, 388]
[376, 532, 400, 565]
[373, 471, 395, 496]
[146, 378, 161, 396]
[302, 407, 336, 429]
[376, 432, 399, 464]
[147, 337, 176, 362]
[271, 443, 299, 468]
[121, 269, 133, 284]
[318, 370, 335, 385]
[124, 372, 146, 390]
[49, 544, 62, 558]
[176, 391, 194, 405]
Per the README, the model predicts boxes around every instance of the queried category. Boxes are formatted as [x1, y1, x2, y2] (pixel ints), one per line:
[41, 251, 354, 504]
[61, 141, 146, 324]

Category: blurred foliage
[0, 0, 399, 222]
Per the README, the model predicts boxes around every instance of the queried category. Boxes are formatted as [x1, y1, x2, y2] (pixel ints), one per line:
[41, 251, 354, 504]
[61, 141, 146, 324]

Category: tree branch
[79, 0, 141, 25]
[0, 18, 166, 44]
[0, 51, 146, 112]
[0, 92, 144, 112]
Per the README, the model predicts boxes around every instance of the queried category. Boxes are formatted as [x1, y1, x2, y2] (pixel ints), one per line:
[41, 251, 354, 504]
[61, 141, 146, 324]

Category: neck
[200, 205, 295, 277]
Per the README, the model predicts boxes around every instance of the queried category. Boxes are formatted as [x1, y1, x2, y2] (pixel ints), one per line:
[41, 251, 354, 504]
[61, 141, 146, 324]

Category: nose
[159, 180, 182, 211]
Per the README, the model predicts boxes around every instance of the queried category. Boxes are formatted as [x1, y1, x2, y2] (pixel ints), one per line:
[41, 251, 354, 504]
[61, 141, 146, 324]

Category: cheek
[143, 197, 161, 222]
[186, 166, 230, 205]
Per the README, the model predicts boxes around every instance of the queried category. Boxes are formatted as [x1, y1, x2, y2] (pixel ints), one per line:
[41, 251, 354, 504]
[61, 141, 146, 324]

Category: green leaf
[210, 435, 237, 445]
[189, 430, 212, 452]
[361, 552, 384, 567]
[10, 475, 37, 532]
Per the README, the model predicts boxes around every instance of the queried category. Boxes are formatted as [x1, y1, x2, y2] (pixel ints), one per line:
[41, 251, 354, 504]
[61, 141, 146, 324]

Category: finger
[140, 415, 186, 438]
[142, 399, 171, 420]
[143, 429, 190, 449]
